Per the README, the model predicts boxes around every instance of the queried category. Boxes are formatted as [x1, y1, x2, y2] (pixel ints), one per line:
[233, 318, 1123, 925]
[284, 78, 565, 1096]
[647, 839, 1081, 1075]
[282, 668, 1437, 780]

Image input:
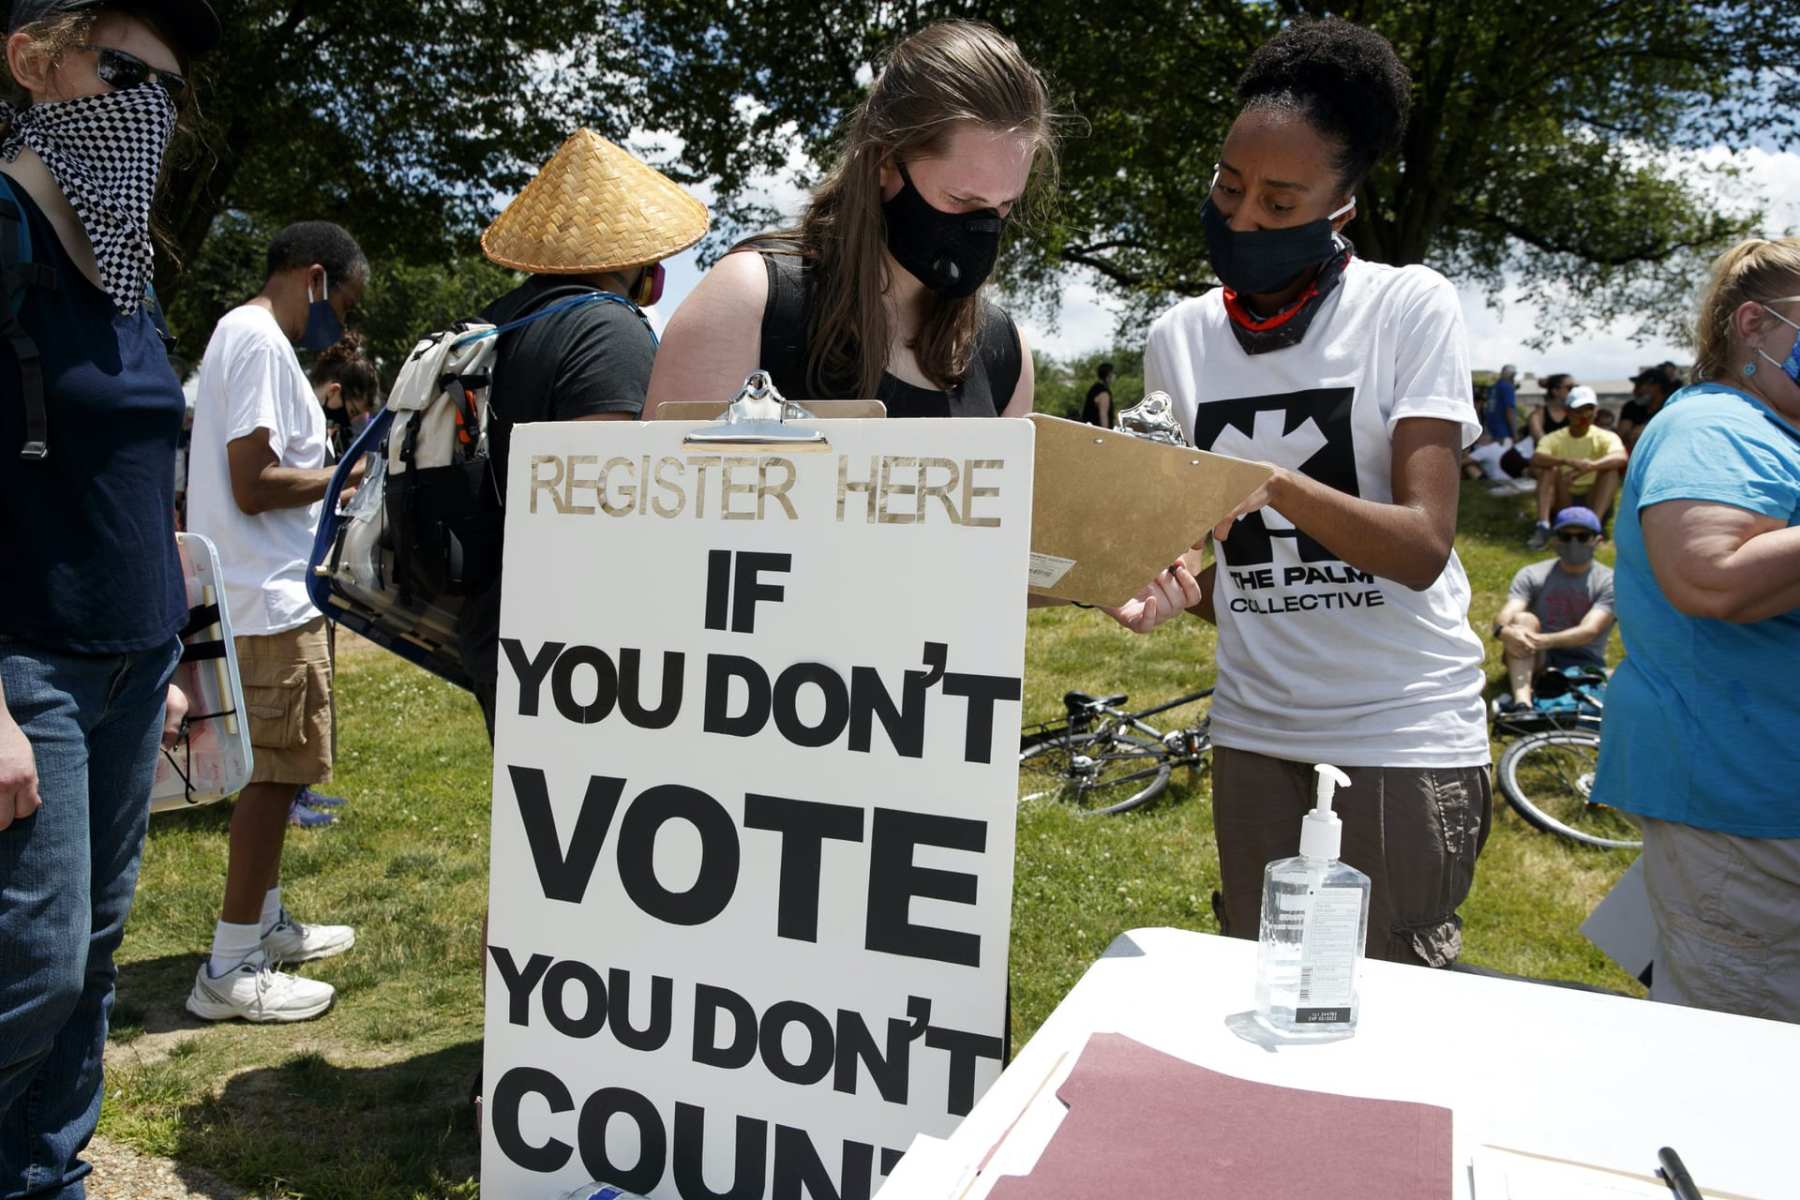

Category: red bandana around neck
[1221, 244, 1354, 355]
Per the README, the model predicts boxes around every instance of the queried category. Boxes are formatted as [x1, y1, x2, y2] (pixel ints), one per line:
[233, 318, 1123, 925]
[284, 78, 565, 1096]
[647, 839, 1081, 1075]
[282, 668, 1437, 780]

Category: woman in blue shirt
[0, 1, 219, 1190]
[1595, 235, 1800, 1023]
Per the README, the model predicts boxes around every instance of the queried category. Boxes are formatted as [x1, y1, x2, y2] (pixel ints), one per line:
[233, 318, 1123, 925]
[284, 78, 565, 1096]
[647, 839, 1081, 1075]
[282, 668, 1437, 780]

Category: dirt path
[83, 1136, 246, 1200]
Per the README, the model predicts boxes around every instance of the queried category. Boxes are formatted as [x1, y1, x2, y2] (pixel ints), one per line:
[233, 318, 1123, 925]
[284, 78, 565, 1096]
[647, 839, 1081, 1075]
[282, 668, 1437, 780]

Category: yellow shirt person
[1539, 424, 1625, 490]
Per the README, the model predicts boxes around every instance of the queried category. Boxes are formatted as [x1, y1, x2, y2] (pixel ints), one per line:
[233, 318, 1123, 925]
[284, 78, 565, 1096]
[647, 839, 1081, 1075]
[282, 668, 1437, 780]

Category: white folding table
[929, 927, 1794, 1198]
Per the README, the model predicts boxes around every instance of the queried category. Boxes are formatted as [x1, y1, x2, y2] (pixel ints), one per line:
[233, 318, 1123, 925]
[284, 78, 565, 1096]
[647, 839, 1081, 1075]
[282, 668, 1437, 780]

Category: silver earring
[1744, 361, 1758, 377]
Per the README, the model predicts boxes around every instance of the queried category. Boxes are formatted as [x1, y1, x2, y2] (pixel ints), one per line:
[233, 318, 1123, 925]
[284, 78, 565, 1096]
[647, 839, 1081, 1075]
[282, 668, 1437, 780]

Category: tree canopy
[634, 0, 1798, 343]
[157, 0, 649, 364]
[157, 0, 1799, 367]
[1032, 348, 1145, 423]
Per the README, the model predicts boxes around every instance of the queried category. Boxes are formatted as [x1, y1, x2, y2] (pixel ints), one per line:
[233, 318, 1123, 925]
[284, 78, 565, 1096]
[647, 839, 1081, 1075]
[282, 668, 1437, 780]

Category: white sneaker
[260, 908, 355, 965]
[185, 950, 335, 1023]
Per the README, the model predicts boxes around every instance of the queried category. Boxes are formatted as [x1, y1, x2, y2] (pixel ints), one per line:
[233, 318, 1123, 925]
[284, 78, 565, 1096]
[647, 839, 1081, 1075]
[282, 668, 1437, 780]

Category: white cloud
[1013, 276, 1121, 361]
[1460, 146, 1800, 381]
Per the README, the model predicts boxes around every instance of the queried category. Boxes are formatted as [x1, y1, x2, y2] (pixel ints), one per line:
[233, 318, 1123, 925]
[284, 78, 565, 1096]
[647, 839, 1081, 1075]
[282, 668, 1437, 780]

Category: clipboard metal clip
[682, 371, 830, 452]
[1117, 390, 1186, 446]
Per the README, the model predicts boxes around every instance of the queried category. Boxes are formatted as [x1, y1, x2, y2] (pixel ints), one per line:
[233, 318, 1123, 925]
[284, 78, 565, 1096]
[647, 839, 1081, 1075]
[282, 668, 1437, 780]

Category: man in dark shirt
[456, 130, 708, 736]
[1618, 362, 1680, 449]
[1081, 362, 1115, 427]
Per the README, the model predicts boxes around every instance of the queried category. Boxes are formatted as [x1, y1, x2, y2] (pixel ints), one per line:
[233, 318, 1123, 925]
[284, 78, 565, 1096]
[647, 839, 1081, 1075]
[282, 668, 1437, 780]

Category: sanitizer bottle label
[1295, 886, 1361, 1023]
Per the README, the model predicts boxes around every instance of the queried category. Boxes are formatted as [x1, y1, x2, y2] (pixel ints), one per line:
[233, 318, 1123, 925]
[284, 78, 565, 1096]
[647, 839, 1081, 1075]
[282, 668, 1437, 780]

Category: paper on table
[1580, 858, 1657, 985]
[1471, 1145, 1761, 1200]
[986, 1033, 1451, 1199]
[875, 1133, 979, 1198]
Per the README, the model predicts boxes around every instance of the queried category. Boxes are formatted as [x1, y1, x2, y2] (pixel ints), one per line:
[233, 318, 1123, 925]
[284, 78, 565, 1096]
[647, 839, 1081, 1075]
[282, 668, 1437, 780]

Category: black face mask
[1202, 194, 1354, 296]
[882, 162, 1005, 299]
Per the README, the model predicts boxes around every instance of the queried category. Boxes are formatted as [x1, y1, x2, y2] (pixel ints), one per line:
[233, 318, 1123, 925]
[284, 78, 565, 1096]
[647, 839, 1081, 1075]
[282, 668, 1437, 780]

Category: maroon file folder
[987, 1033, 1453, 1199]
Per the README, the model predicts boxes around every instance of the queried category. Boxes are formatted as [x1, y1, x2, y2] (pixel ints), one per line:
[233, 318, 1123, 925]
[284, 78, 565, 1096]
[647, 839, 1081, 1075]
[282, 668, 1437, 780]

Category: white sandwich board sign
[481, 416, 1034, 1199]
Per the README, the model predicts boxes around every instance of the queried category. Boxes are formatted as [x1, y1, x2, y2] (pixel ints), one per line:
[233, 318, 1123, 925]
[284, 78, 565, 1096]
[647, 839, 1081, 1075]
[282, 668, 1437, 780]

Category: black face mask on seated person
[1201, 189, 1355, 297]
[882, 161, 1005, 299]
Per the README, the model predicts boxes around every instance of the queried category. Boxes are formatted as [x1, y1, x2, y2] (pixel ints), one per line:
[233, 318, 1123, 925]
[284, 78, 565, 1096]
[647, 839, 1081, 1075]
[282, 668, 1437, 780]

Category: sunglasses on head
[78, 44, 187, 103]
[1555, 530, 1596, 543]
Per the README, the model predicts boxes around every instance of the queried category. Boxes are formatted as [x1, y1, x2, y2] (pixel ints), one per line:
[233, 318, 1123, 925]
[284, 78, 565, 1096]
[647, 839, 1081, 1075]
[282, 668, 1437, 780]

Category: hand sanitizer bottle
[1253, 764, 1371, 1037]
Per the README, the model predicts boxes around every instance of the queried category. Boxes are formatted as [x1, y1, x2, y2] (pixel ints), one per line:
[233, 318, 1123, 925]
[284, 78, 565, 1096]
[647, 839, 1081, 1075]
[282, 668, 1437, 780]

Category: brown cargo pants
[1211, 747, 1493, 967]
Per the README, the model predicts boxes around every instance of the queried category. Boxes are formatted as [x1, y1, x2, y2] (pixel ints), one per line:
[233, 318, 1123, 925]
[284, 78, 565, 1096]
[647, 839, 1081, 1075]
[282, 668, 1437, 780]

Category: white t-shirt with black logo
[1144, 258, 1489, 768]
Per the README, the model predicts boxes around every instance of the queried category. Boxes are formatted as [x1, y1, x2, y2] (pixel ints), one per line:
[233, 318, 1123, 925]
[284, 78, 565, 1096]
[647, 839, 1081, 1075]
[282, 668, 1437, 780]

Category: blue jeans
[0, 637, 179, 1199]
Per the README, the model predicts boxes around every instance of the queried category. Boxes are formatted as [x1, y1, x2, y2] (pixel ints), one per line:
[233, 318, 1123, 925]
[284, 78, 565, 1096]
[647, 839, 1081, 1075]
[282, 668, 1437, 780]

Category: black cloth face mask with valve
[882, 161, 1005, 299]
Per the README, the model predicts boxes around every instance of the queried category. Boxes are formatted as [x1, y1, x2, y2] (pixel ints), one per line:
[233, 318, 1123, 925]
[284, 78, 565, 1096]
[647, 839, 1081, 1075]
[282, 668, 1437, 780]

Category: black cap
[7, 0, 221, 57]
[1630, 368, 1658, 384]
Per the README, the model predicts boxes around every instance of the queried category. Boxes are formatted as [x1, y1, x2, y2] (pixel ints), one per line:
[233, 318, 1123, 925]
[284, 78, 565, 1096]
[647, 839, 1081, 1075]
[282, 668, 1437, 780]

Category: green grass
[101, 480, 1636, 1198]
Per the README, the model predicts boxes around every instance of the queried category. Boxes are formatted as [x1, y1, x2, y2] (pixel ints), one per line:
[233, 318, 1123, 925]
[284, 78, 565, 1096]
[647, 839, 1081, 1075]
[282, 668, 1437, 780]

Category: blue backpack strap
[576, 291, 659, 350]
[0, 173, 57, 460]
[456, 289, 659, 350]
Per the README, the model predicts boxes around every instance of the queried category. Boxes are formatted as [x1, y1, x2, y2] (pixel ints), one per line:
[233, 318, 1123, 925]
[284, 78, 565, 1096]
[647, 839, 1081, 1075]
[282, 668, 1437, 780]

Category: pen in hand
[1657, 1146, 1702, 1200]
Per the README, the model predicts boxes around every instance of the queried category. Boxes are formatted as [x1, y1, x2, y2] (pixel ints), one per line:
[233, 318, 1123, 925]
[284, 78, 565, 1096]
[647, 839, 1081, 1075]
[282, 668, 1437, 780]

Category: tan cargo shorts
[1640, 815, 1800, 1023]
[1211, 747, 1493, 968]
[236, 616, 333, 787]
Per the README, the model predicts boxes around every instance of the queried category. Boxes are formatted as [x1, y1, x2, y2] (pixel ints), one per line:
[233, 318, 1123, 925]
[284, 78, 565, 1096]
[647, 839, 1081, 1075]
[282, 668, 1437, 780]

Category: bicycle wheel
[1498, 730, 1640, 850]
[1019, 732, 1171, 815]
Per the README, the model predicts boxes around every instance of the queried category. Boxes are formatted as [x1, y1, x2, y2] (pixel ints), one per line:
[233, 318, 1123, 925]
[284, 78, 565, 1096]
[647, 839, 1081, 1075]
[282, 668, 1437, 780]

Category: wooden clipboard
[1027, 414, 1272, 606]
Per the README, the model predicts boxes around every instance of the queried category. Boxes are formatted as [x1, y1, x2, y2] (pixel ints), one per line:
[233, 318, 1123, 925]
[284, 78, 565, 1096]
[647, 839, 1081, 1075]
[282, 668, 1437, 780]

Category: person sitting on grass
[1491, 506, 1615, 715]
[1526, 371, 1573, 442]
[1528, 385, 1626, 547]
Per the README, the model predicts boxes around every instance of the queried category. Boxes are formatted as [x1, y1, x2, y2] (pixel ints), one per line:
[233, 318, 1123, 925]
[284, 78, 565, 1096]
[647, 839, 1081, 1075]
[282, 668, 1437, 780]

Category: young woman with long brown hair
[646, 20, 1056, 417]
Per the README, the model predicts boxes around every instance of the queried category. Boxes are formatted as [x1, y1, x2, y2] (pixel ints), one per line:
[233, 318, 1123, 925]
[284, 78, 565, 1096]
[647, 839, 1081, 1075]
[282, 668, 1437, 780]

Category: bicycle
[1018, 688, 1214, 815]
[1492, 670, 1638, 850]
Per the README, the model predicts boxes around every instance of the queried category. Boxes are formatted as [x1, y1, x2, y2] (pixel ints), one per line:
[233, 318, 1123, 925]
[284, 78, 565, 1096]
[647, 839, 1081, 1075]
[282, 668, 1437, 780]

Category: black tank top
[756, 251, 1023, 418]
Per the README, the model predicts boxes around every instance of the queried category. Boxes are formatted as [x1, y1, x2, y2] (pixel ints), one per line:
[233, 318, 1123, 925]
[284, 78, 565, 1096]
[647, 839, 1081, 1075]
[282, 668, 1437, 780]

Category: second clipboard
[1027, 413, 1273, 607]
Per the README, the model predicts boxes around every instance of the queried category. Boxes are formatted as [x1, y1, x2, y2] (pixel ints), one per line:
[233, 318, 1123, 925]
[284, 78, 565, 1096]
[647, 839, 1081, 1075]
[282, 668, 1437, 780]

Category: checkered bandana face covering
[2, 83, 176, 315]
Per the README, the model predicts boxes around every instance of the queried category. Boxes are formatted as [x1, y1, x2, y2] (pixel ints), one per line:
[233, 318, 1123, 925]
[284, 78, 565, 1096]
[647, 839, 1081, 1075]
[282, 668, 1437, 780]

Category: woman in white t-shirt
[1112, 17, 1491, 968]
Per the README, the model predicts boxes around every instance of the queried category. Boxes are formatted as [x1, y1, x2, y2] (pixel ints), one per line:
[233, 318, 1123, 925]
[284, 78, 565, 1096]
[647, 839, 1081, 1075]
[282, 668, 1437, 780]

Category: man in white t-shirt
[185, 222, 368, 1022]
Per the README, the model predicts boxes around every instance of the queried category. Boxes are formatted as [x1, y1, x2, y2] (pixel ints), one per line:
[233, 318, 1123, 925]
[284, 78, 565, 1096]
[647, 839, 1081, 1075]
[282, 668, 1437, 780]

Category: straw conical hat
[480, 130, 709, 274]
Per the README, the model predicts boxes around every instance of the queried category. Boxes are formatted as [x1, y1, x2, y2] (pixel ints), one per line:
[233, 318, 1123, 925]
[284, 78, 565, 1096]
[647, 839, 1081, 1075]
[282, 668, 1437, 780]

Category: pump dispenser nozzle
[1300, 764, 1352, 860]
